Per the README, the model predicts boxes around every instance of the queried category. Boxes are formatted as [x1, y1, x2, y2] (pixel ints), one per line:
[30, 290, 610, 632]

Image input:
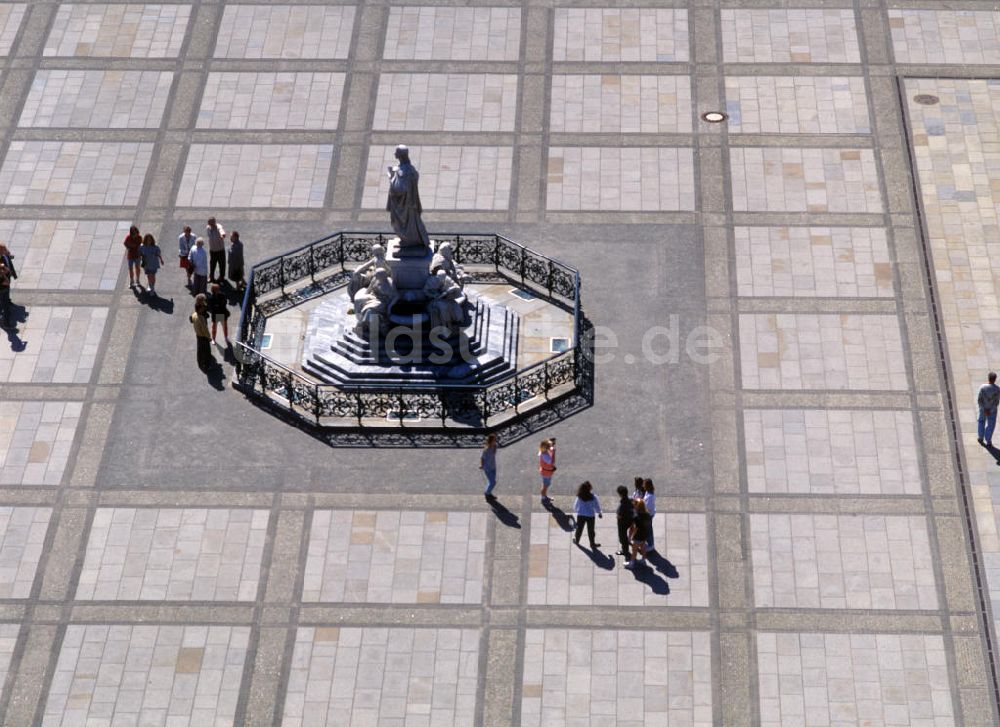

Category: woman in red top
[123, 226, 143, 289]
[538, 438, 556, 504]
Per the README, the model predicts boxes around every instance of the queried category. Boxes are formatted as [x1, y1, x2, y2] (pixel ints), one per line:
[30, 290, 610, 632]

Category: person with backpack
[623, 500, 652, 570]
[572, 481, 602, 549]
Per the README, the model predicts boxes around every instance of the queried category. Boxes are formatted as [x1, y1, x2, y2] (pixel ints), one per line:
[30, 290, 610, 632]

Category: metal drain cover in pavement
[913, 94, 940, 106]
[701, 111, 728, 123]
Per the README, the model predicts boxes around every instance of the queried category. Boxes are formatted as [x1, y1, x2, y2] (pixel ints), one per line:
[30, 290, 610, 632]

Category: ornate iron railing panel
[235, 231, 585, 429]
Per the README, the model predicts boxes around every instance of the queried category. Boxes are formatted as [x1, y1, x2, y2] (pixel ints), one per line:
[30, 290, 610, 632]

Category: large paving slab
[0, 0, 997, 724]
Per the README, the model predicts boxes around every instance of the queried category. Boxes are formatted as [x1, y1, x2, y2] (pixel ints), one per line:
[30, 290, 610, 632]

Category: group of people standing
[122, 218, 248, 372]
[480, 437, 662, 569]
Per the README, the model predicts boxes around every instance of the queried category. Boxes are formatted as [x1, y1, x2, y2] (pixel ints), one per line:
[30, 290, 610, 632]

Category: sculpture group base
[302, 292, 519, 386]
[385, 238, 432, 290]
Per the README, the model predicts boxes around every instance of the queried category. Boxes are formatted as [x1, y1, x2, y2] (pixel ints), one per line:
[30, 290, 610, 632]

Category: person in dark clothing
[0, 262, 11, 328]
[207, 283, 230, 344]
[572, 481, 602, 549]
[190, 294, 212, 371]
[623, 500, 652, 569]
[615, 486, 635, 557]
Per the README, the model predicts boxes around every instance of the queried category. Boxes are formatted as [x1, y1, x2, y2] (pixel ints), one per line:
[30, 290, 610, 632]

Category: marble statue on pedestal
[430, 242, 466, 289]
[423, 270, 465, 334]
[353, 268, 397, 335]
[386, 145, 429, 254]
[347, 244, 386, 300]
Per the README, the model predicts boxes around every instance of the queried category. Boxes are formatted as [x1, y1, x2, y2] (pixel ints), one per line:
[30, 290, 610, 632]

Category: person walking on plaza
[481, 434, 498, 498]
[978, 371, 1000, 447]
[572, 481, 602, 549]
[538, 438, 556, 504]
[624, 500, 652, 570]
[178, 226, 195, 288]
[228, 231, 245, 292]
[139, 234, 164, 295]
[123, 225, 143, 289]
[206, 217, 226, 283]
[188, 237, 208, 295]
[0, 262, 11, 328]
[207, 283, 230, 344]
[190, 294, 212, 371]
[615, 485, 635, 557]
[642, 479, 657, 553]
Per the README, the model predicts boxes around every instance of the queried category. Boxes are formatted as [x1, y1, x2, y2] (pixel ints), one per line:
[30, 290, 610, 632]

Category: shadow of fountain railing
[234, 232, 591, 433]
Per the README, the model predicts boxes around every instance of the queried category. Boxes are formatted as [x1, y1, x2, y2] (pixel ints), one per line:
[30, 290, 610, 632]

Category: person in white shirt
[572, 481, 602, 549]
[206, 217, 226, 283]
[642, 479, 657, 552]
[188, 237, 209, 295]
[178, 226, 195, 287]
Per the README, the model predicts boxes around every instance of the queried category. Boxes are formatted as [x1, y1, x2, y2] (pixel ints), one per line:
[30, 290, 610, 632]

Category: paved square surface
[0, 0, 999, 725]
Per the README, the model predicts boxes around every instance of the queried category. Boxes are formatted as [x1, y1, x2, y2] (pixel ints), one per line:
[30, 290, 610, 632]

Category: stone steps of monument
[304, 347, 514, 385]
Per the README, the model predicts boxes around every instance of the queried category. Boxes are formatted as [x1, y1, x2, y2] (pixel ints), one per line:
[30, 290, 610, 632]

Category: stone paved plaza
[2, 0, 1000, 725]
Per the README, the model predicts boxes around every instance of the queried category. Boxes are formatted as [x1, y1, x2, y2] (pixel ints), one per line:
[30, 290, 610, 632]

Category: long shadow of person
[485, 495, 521, 529]
[203, 359, 226, 391]
[575, 542, 614, 570]
[4, 324, 25, 352]
[542, 500, 574, 532]
[645, 550, 679, 579]
[139, 293, 174, 315]
[985, 443, 1000, 466]
[626, 560, 670, 595]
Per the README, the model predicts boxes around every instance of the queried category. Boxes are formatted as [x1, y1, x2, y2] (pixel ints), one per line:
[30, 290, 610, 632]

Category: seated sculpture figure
[353, 268, 397, 336]
[423, 270, 466, 335]
[430, 242, 466, 288]
[347, 244, 387, 300]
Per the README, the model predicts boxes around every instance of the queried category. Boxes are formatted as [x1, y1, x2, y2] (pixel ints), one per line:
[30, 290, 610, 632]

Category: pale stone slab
[0, 507, 51, 597]
[176, 144, 333, 208]
[198, 72, 345, 130]
[0, 307, 108, 384]
[721, 9, 861, 63]
[725, 76, 870, 134]
[0, 4, 26, 56]
[743, 409, 922, 495]
[43, 625, 250, 726]
[20, 70, 173, 128]
[283, 627, 479, 726]
[303, 510, 486, 604]
[76, 508, 269, 601]
[547, 147, 696, 211]
[0, 141, 153, 206]
[731, 147, 882, 213]
[214, 5, 355, 59]
[0, 220, 130, 291]
[384, 7, 520, 61]
[44, 4, 191, 58]
[526, 512, 709, 606]
[362, 145, 512, 210]
[905, 78, 1000, 632]
[751, 514, 938, 610]
[890, 10, 1000, 65]
[735, 226, 893, 298]
[553, 9, 689, 62]
[757, 633, 955, 725]
[551, 75, 692, 133]
[0, 402, 81, 486]
[738, 314, 908, 390]
[374, 73, 518, 132]
[522, 630, 713, 726]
